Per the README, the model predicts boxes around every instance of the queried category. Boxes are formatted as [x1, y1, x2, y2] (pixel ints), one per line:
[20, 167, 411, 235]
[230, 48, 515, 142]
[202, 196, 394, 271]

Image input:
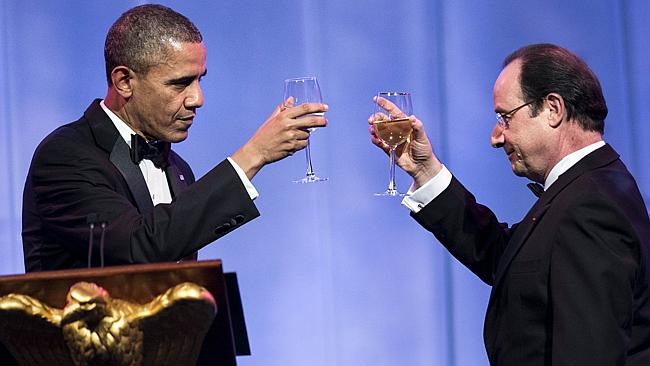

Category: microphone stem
[99, 222, 107, 268]
[87, 222, 95, 268]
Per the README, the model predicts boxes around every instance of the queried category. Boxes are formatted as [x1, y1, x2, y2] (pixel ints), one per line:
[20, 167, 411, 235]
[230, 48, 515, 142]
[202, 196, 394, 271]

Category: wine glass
[283, 76, 328, 183]
[372, 92, 413, 196]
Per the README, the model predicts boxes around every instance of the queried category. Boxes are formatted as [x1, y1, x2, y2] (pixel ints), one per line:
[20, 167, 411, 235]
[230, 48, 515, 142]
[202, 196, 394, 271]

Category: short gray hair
[104, 4, 203, 85]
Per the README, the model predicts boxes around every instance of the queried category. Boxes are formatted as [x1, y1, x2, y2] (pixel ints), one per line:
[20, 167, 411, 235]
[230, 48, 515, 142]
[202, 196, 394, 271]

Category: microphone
[86, 214, 97, 268]
[86, 213, 108, 268]
[99, 222, 107, 268]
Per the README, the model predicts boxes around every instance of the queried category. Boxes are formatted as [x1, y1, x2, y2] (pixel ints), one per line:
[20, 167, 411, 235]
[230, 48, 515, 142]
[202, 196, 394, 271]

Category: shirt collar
[544, 140, 606, 190]
[100, 99, 137, 148]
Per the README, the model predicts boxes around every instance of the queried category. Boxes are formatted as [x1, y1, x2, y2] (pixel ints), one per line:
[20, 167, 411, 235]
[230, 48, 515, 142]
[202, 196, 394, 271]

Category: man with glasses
[370, 43, 650, 365]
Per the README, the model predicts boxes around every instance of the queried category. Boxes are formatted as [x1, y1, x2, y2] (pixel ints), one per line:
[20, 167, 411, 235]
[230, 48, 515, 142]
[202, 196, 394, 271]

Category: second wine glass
[372, 92, 413, 196]
[283, 76, 328, 183]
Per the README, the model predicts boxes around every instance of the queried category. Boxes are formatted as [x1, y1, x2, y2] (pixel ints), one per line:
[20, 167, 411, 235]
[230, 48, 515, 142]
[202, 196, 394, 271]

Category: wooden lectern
[0, 260, 250, 365]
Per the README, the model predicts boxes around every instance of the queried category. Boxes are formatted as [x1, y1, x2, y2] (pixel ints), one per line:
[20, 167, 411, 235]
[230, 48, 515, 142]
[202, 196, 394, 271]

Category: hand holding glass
[283, 77, 328, 183]
[372, 92, 413, 196]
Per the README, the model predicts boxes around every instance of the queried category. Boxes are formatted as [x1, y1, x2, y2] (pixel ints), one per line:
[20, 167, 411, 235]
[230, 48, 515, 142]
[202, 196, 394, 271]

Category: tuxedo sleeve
[129, 160, 260, 262]
[411, 177, 511, 285]
[24, 128, 260, 269]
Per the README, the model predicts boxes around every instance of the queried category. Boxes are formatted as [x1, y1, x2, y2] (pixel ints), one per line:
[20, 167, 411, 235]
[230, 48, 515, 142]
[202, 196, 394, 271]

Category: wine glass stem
[387, 148, 397, 193]
[305, 137, 315, 178]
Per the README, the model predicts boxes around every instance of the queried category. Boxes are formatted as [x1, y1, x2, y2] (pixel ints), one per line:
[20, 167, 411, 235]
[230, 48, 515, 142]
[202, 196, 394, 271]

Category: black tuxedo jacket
[22, 100, 260, 271]
[413, 144, 650, 365]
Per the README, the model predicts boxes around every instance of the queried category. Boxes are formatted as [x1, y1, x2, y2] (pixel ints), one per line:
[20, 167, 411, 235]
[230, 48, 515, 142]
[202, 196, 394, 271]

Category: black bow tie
[130, 134, 170, 169]
[527, 182, 544, 198]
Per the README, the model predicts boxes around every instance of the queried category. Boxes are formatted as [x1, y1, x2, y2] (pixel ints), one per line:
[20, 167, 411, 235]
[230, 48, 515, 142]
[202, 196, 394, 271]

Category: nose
[185, 81, 204, 109]
[490, 124, 505, 148]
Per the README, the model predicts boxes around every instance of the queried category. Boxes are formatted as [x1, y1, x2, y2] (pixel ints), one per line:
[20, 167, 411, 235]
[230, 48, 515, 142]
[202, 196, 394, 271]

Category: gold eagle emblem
[0, 281, 216, 366]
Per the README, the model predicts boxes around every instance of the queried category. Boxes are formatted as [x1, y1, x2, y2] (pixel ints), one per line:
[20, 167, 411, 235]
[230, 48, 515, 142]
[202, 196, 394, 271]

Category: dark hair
[503, 43, 607, 134]
[104, 4, 203, 85]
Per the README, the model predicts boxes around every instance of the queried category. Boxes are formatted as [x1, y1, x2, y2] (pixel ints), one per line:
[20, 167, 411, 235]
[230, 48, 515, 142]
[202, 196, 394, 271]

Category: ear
[545, 92, 565, 128]
[110, 66, 136, 98]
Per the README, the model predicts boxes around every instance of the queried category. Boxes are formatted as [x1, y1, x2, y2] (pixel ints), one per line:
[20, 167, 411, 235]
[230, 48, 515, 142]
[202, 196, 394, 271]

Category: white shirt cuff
[227, 157, 259, 200]
[401, 165, 452, 213]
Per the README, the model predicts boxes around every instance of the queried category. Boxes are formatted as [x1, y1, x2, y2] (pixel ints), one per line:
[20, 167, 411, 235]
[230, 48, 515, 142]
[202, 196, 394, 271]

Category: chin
[511, 163, 527, 177]
[168, 132, 189, 143]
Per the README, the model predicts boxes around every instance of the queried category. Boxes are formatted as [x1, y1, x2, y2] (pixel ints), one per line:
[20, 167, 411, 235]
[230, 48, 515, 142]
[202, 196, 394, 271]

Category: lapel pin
[179, 174, 185, 181]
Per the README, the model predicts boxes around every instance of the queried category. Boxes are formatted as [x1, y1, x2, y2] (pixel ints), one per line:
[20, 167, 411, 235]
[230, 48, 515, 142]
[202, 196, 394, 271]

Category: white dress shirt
[99, 100, 258, 205]
[543, 140, 605, 189]
[402, 141, 606, 213]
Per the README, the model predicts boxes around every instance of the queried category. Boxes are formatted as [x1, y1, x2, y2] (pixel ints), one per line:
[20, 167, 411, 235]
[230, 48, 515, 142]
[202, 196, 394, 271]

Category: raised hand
[232, 97, 328, 179]
[369, 96, 442, 189]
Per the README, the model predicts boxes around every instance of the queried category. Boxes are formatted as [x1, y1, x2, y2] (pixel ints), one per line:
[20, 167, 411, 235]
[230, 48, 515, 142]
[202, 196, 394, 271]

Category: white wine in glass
[374, 117, 412, 147]
[283, 76, 328, 183]
[372, 92, 413, 196]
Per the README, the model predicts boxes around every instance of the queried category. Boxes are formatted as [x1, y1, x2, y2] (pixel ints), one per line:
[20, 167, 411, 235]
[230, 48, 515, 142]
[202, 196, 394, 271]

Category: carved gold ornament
[0, 281, 216, 366]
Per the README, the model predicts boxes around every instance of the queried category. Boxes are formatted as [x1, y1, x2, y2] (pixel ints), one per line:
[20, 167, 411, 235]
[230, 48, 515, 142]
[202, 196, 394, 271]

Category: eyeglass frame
[495, 100, 537, 129]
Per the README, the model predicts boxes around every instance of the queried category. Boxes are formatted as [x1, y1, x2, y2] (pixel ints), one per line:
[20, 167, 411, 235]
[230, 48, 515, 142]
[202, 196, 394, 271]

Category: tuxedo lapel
[165, 153, 197, 261]
[165, 158, 190, 198]
[492, 201, 550, 285]
[84, 99, 154, 215]
[110, 138, 154, 215]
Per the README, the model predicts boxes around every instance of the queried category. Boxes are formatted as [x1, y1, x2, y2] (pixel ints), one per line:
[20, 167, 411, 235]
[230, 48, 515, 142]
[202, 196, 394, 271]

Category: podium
[0, 260, 250, 365]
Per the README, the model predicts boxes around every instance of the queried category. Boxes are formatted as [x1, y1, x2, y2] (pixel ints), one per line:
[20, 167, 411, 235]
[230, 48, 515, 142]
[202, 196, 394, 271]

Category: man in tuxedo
[22, 4, 327, 271]
[370, 43, 650, 365]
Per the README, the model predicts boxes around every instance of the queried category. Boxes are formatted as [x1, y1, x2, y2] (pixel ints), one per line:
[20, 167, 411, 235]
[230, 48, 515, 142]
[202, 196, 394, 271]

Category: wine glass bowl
[283, 76, 328, 183]
[373, 117, 412, 149]
[372, 92, 413, 196]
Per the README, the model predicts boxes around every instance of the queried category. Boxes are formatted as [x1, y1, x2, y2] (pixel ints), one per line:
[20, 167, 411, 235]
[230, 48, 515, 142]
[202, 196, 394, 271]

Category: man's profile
[22, 4, 328, 271]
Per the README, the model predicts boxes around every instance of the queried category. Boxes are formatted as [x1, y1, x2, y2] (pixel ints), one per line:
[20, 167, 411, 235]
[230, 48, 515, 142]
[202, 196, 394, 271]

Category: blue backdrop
[1, 1, 648, 365]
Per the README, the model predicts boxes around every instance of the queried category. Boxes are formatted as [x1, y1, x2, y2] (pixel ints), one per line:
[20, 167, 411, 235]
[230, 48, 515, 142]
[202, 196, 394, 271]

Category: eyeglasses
[495, 100, 536, 129]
